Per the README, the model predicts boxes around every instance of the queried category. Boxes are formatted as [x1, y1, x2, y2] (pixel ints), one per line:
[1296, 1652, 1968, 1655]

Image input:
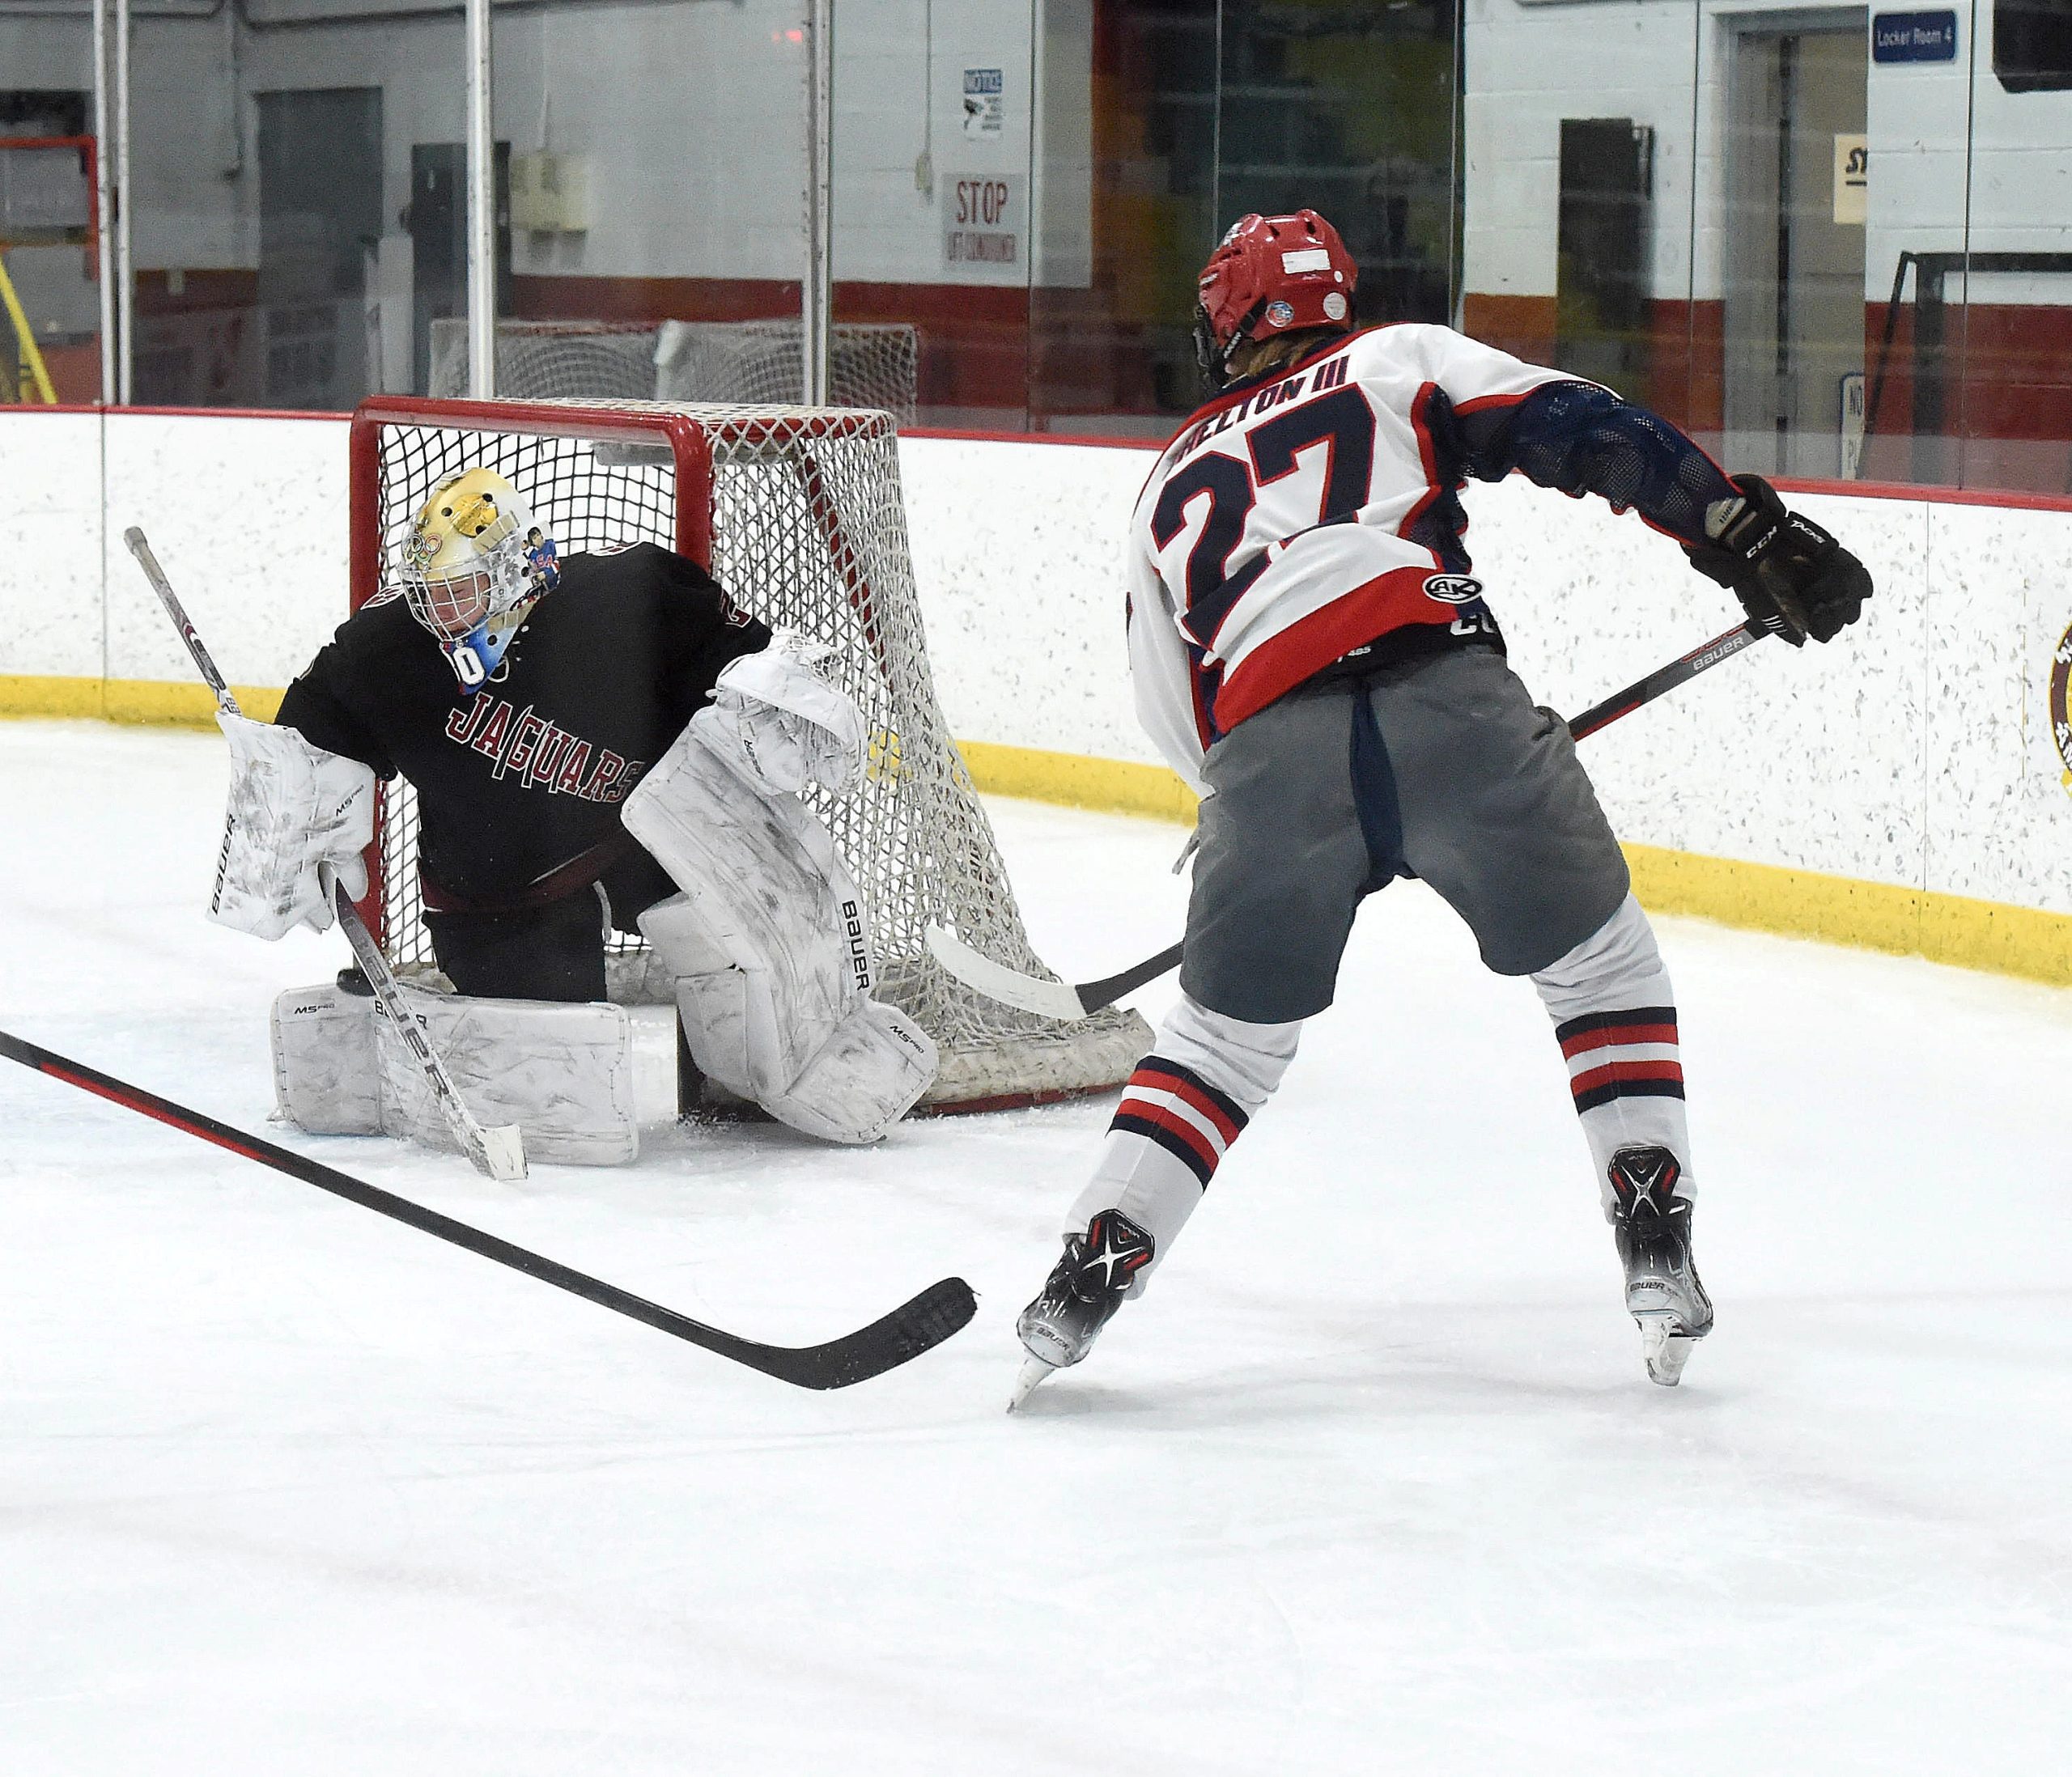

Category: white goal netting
[354, 397, 1148, 1109]
[426, 318, 920, 423]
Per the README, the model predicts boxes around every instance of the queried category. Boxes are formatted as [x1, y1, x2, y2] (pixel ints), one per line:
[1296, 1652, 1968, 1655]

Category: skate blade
[1008, 1353, 1058, 1413]
[1635, 1313, 1700, 1386]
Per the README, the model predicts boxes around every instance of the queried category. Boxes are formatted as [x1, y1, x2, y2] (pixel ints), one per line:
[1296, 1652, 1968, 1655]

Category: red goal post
[345, 393, 1150, 1111]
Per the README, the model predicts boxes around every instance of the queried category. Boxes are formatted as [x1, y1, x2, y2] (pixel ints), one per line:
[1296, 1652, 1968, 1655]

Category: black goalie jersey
[276, 542, 771, 905]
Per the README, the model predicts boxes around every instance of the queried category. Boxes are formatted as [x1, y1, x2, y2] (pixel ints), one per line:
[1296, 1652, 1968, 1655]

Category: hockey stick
[1564, 617, 1766, 742]
[927, 618, 1770, 1022]
[0, 1027, 977, 1389]
[124, 525, 527, 1183]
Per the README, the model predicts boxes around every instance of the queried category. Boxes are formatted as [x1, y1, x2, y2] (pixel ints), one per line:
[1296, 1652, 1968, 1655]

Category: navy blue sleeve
[1455, 380, 1735, 547]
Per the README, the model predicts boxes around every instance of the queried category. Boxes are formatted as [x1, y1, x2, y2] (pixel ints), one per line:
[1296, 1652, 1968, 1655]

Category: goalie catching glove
[624, 643, 936, 1144]
[1688, 473, 1872, 647]
[210, 713, 376, 939]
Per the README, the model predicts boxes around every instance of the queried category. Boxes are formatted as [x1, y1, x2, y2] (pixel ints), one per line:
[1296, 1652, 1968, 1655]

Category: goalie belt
[271, 980, 639, 1166]
[625, 712, 937, 1144]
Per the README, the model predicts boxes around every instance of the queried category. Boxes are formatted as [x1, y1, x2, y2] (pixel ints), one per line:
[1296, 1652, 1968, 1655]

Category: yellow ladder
[0, 251, 59, 404]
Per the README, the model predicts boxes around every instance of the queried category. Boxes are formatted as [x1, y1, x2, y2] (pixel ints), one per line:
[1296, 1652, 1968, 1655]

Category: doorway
[1722, 16, 1868, 478]
[407, 142, 512, 396]
[257, 88, 384, 410]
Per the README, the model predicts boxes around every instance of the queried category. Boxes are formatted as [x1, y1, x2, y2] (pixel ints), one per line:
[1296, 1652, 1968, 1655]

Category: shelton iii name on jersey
[276, 542, 771, 905]
[1127, 323, 1738, 790]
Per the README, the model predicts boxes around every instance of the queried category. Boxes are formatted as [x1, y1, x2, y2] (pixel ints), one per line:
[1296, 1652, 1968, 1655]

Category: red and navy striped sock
[1553, 1004, 1692, 1208]
[1108, 1054, 1251, 1190]
[1556, 1005, 1684, 1114]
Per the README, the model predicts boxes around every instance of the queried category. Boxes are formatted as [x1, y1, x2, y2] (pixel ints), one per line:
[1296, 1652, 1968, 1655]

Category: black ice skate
[1009, 1209, 1155, 1410]
[1607, 1145, 1713, 1386]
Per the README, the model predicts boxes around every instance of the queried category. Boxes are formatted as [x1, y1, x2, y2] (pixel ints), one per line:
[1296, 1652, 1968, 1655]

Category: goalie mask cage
[346, 395, 1149, 1110]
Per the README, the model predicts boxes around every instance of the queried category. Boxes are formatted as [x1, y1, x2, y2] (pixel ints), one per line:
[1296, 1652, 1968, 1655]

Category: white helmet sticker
[1280, 248, 1332, 273]
[1323, 291, 1348, 321]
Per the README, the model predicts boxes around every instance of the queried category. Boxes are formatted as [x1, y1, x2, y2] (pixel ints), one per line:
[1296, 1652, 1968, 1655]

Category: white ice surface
[2, 720, 2070, 1775]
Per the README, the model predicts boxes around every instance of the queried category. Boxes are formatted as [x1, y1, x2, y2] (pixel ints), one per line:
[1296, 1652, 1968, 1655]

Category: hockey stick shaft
[1565, 618, 1765, 743]
[317, 862, 526, 1182]
[933, 618, 1773, 1019]
[125, 525, 525, 1181]
[124, 528, 239, 717]
[0, 1027, 974, 1389]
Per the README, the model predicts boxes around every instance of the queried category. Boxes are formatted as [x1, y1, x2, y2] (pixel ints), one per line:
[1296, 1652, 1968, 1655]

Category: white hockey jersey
[1127, 323, 1587, 793]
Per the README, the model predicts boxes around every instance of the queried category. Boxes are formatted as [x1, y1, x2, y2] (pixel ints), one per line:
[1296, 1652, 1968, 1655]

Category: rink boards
[2, 406, 2070, 978]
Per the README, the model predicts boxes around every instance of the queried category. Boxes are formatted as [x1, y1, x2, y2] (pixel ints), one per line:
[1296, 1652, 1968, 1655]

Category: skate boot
[1009, 1209, 1155, 1410]
[1607, 1144, 1713, 1386]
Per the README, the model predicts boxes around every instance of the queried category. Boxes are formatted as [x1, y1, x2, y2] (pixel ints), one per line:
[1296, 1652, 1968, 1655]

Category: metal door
[408, 142, 510, 396]
[257, 88, 384, 410]
[1723, 19, 1869, 477]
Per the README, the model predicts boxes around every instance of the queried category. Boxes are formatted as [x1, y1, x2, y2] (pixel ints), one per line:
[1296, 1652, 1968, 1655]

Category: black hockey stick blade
[0, 1028, 975, 1389]
[1074, 939, 1187, 1014]
[931, 618, 1775, 1022]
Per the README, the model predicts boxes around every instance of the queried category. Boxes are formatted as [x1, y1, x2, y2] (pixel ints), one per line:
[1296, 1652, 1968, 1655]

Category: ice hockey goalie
[211, 466, 936, 1164]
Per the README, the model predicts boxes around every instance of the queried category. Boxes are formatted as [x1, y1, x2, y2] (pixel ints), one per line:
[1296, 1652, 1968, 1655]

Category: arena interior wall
[3, 408, 2070, 985]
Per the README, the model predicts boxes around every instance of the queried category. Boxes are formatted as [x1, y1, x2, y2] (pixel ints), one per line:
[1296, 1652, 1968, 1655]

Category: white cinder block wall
[3, 411, 2070, 920]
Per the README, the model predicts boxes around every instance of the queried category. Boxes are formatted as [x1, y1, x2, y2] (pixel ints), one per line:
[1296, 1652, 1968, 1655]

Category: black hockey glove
[1685, 473, 1871, 647]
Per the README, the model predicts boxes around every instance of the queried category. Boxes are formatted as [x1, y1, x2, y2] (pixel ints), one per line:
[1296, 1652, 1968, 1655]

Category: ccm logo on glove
[1688, 473, 1872, 647]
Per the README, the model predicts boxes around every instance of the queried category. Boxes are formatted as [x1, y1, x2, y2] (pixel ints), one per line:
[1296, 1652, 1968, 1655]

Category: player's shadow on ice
[1006, 1351, 1739, 1426]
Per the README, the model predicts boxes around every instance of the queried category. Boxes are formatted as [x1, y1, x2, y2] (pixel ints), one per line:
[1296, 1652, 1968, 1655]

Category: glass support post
[91, 0, 118, 403]
[803, 0, 833, 405]
[115, 0, 132, 404]
[465, 0, 496, 398]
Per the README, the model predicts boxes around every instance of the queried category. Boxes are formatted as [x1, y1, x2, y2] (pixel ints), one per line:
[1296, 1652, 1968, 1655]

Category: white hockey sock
[1064, 992, 1301, 1288]
[1531, 893, 1693, 1215]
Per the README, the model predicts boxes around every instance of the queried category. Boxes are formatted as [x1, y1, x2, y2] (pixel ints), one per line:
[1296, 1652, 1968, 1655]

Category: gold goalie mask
[394, 468, 561, 691]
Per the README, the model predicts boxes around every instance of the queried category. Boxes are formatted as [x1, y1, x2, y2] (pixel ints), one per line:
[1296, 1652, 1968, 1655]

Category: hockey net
[426, 317, 920, 422]
[347, 396, 1149, 1110]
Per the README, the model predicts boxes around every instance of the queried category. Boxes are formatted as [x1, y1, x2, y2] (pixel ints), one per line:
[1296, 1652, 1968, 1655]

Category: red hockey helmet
[1192, 210, 1357, 389]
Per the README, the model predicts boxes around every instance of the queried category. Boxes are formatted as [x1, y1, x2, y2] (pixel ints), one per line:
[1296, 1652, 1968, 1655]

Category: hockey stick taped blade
[475, 1123, 528, 1182]
[924, 926, 1087, 1023]
[772, 1275, 979, 1389]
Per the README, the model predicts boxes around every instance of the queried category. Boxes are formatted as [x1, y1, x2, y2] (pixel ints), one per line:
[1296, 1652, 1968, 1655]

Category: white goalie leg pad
[765, 995, 936, 1145]
[271, 981, 383, 1134]
[376, 984, 639, 1166]
[213, 713, 376, 939]
[626, 718, 937, 1144]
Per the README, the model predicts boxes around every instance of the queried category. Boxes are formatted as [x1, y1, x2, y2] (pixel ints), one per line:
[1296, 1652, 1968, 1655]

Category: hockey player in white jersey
[1012, 210, 1871, 1406]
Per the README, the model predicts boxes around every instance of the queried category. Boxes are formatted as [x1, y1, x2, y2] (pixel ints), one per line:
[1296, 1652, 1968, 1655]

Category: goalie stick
[927, 618, 1770, 1022]
[124, 525, 526, 1183]
[0, 1027, 976, 1389]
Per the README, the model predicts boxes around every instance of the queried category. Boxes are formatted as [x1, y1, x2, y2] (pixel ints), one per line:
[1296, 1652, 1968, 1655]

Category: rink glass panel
[15, 4, 2072, 478]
